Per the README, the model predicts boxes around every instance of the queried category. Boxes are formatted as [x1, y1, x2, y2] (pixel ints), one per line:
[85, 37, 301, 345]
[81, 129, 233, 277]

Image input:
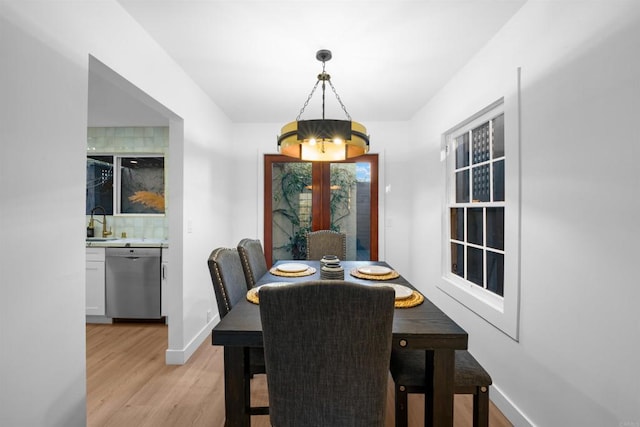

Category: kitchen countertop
[86, 238, 168, 248]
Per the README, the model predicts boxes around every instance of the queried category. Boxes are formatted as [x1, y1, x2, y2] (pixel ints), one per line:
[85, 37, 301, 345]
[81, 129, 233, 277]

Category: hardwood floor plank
[87, 323, 512, 427]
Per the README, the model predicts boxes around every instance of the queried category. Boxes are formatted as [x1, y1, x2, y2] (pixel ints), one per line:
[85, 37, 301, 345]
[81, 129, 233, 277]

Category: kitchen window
[86, 155, 165, 215]
[440, 96, 521, 340]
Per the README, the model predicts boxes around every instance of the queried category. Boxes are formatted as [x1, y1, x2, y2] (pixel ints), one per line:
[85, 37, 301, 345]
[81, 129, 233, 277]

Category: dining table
[211, 260, 468, 427]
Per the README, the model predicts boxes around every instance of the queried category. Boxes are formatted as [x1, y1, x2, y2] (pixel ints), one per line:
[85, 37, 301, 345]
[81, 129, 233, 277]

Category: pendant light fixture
[277, 49, 369, 161]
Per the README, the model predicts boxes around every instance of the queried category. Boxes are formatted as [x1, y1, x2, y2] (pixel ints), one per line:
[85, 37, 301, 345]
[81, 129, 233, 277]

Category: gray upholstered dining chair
[237, 238, 268, 289]
[259, 280, 395, 427]
[389, 349, 493, 427]
[207, 247, 268, 416]
[305, 229, 346, 260]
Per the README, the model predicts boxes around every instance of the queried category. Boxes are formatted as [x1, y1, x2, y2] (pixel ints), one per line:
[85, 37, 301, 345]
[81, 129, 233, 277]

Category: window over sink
[86, 155, 165, 215]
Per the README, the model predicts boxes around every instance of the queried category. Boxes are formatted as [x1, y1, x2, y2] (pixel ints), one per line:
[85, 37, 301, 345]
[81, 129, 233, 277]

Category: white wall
[0, 1, 232, 425]
[1, 10, 88, 427]
[409, 2, 640, 426]
[230, 121, 413, 271]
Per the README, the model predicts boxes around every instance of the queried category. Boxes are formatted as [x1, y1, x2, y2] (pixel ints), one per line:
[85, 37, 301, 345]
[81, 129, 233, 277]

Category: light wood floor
[87, 322, 513, 427]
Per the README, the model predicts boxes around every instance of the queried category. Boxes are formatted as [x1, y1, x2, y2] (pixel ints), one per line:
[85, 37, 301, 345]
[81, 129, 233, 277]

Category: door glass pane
[330, 162, 368, 260]
[271, 162, 312, 261]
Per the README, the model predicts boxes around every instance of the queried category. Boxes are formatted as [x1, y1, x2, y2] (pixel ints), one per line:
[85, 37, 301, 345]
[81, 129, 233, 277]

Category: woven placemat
[246, 287, 423, 308]
[269, 266, 316, 277]
[350, 268, 399, 281]
[394, 291, 424, 308]
[246, 288, 260, 304]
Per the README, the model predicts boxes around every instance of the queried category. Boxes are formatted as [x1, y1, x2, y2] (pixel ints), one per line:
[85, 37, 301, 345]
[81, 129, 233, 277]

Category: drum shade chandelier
[277, 49, 370, 161]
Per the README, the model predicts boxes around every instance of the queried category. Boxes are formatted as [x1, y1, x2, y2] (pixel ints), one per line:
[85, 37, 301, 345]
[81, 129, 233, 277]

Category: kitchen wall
[86, 126, 169, 239]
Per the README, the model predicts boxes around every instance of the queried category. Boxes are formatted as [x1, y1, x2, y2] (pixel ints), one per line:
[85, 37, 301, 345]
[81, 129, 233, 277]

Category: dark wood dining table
[211, 260, 468, 427]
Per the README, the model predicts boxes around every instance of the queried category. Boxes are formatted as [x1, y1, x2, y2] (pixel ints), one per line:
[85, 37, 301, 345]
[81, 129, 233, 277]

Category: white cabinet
[86, 247, 106, 316]
[161, 248, 169, 317]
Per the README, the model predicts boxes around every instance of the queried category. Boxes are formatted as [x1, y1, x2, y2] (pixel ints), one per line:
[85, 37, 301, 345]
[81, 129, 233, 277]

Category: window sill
[438, 274, 519, 341]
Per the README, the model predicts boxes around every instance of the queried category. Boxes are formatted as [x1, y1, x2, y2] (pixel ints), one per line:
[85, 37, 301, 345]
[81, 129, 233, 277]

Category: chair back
[306, 230, 346, 260]
[259, 280, 395, 427]
[237, 238, 268, 289]
[207, 247, 248, 318]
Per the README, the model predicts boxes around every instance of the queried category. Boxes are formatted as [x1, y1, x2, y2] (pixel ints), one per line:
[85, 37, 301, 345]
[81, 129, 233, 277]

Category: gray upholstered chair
[389, 349, 493, 427]
[207, 247, 268, 416]
[259, 281, 395, 427]
[237, 238, 268, 289]
[305, 229, 346, 260]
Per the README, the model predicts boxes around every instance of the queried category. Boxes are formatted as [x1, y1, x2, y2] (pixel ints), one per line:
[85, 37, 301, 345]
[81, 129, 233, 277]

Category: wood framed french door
[264, 154, 378, 265]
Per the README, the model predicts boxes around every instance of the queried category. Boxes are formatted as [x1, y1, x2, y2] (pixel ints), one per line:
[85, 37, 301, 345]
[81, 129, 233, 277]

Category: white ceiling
[90, 0, 526, 126]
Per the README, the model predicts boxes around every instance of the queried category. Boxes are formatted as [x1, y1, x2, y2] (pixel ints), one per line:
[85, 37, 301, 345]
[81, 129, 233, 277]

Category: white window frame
[439, 86, 521, 340]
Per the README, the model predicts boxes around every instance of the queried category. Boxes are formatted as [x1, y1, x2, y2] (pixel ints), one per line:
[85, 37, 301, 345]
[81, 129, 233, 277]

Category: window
[440, 96, 520, 340]
[86, 155, 114, 214]
[449, 113, 505, 296]
[86, 155, 165, 215]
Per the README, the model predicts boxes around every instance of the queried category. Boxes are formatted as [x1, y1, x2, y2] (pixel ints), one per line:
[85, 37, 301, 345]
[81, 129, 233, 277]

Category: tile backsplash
[86, 127, 169, 240]
[86, 214, 168, 240]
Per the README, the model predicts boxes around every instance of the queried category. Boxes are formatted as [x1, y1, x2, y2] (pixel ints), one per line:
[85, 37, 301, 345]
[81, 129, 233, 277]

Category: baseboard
[165, 314, 219, 365]
[86, 315, 113, 324]
[491, 383, 536, 427]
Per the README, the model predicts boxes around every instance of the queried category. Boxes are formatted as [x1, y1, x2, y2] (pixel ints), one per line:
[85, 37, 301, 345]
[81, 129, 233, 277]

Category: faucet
[89, 206, 112, 238]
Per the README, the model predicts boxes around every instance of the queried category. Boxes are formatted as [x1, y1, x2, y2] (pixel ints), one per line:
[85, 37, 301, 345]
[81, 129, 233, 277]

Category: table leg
[223, 346, 251, 427]
[425, 349, 455, 427]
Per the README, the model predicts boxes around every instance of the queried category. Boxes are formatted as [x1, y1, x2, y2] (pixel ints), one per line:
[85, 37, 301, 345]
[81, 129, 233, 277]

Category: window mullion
[463, 206, 468, 281]
[483, 207, 487, 290]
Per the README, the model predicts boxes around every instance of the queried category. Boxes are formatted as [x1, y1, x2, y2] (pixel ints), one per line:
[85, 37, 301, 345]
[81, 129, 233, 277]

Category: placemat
[246, 288, 260, 304]
[269, 266, 316, 277]
[246, 287, 423, 308]
[350, 268, 399, 281]
[394, 290, 424, 308]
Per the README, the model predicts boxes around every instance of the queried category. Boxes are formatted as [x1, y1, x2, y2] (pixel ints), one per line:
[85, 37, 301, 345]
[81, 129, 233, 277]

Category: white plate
[357, 265, 391, 276]
[276, 263, 309, 273]
[257, 282, 293, 292]
[373, 283, 413, 300]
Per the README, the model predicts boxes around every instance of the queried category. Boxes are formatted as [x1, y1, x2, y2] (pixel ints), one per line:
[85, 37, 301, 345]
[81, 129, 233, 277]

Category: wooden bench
[390, 349, 493, 427]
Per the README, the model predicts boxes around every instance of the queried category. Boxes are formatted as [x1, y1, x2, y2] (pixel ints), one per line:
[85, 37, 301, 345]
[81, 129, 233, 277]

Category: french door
[264, 154, 378, 265]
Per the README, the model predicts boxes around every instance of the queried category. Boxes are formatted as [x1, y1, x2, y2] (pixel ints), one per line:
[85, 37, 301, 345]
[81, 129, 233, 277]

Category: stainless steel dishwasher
[105, 247, 161, 319]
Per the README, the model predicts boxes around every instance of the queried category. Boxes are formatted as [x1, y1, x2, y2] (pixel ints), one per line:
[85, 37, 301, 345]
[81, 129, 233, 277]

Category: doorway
[264, 154, 378, 265]
[87, 55, 183, 361]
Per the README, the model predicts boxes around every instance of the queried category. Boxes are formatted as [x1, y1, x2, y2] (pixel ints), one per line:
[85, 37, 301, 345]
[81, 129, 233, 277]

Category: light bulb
[333, 138, 343, 145]
[309, 138, 317, 146]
